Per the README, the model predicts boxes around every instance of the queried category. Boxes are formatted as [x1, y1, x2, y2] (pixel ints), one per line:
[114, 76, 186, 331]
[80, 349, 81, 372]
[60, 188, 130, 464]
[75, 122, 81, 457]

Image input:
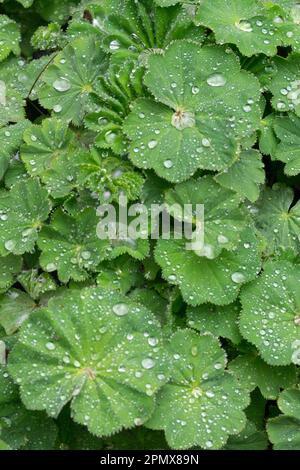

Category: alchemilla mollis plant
[0, 0, 300, 451]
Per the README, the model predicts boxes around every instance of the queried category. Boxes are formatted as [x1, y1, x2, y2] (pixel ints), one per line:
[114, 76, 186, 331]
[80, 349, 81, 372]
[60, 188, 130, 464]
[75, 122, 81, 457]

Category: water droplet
[148, 337, 158, 347]
[148, 140, 158, 149]
[74, 360, 81, 368]
[109, 40, 120, 51]
[202, 138, 211, 147]
[243, 105, 252, 113]
[46, 342, 55, 351]
[112, 303, 129, 316]
[236, 20, 253, 32]
[192, 387, 202, 398]
[4, 240, 16, 251]
[218, 235, 229, 244]
[164, 159, 173, 169]
[105, 131, 117, 144]
[46, 263, 57, 272]
[172, 110, 195, 130]
[53, 104, 62, 113]
[53, 78, 71, 92]
[206, 390, 215, 398]
[81, 251, 91, 260]
[134, 418, 143, 426]
[231, 272, 246, 284]
[207, 74, 226, 87]
[139, 112, 145, 119]
[142, 358, 155, 369]
[205, 440, 213, 448]
[192, 86, 199, 95]
[31, 135, 37, 142]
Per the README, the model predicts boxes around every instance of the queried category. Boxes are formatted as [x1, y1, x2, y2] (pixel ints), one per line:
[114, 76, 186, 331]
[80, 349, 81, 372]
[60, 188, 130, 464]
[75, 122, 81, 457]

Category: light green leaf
[229, 353, 297, 399]
[146, 330, 249, 449]
[8, 287, 167, 436]
[0, 179, 51, 256]
[240, 260, 300, 366]
[215, 150, 265, 203]
[0, 15, 21, 62]
[124, 41, 261, 182]
[38, 37, 108, 125]
[252, 184, 300, 255]
[187, 303, 242, 344]
[155, 228, 261, 306]
[38, 208, 111, 283]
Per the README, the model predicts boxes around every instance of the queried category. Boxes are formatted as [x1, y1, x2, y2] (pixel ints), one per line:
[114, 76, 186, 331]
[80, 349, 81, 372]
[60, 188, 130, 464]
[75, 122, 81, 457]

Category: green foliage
[0, 0, 299, 452]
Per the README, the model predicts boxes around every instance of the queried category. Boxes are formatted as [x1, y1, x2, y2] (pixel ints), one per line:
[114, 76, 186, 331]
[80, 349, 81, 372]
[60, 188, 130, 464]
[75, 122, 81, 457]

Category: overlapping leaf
[240, 261, 300, 366]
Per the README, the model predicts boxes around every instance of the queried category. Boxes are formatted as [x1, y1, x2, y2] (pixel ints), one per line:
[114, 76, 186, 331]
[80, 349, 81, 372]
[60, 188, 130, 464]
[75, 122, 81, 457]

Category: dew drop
[142, 358, 155, 369]
[207, 74, 227, 87]
[4, 240, 16, 251]
[46, 342, 55, 351]
[109, 40, 120, 51]
[163, 159, 173, 169]
[112, 303, 129, 316]
[53, 78, 71, 92]
[231, 272, 246, 284]
[148, 140, 158, 149]
[53, 104, 62, 113]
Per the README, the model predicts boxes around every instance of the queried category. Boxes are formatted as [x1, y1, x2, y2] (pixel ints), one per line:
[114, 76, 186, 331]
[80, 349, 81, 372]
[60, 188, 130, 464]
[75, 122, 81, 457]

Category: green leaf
[225, 420, 268, 450]
[0, 403, 58, 450]
[252, 184, 300, 255]
[240, 260, 300, 366]
[155, 228, 261, 306]
[0, 120, 32, 180]
[38, 37, 108, 125]
[17, 269, 57, 300]
[196, 0, 284, 57]
[96, 256, 143, 294]
[0, 179, 51, 256]
[269, 54, 300, 115]
[278, 388, 300, 418]
[0, 15, 21, 62]
[165, 175, 248, 257]
[8, 287, 167, 436]
[146, 330, 249, 449]
[273, 113, 300, 175]
[267, 415, 300, 450]
[0, 289, 37, 335]
[215, 149, 265, 203]
[38, 208, 111, 283]
[187, 303, 242, 344]
[229, 353, 297, 399]
[124, 41, 261, 182]
[0, 61, 25, 126]
[0, 255, 22, 293]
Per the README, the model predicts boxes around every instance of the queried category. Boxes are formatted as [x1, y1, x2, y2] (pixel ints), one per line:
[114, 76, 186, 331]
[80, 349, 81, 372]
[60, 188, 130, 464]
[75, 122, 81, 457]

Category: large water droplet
[46, 342, 56, 351]
[4, 240, 16, 251]
[141, 358, 155, 369]
[109, 40, 120, 51]
[53, 78, 71, 92]
[207, 74, 227, 87]
[112, 303, 129, 316]
[231, 272, 246, 284]
[236, 20, 253, 32]
[163, 159, 173, 169]
[148, 140, 158, 149]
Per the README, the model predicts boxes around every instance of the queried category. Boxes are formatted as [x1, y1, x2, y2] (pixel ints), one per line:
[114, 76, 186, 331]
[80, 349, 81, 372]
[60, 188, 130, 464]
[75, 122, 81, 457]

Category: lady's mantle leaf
[229, 353, 297, 399]
[267, 389, 300, 450]
[196, 0, 284, 57]
[0, 179, 51, 256]
[124, 41, 261, 183]
[215, 150, 265, 203]
[146, 330, 249, 450]
[155, 228, 261, 306]
[0, 255, 22, 293]
[252, 184, 300, 255]
[187, 303, 242, 345]
[273, 113, 300, 175]
[0, 15, 21, 63]
[8, 287, 167, 436]
[38, 208, 111, 283]
[165, 175, 248, 257]
[38, 37, 108, 125]
[240, 261, 300, 366]
[0, 289, 37, 335]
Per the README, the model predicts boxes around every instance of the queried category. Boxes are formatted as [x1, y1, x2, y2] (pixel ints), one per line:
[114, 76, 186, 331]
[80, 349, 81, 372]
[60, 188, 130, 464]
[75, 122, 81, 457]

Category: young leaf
[8, 287, 167, 436]
[38, 208, 111, 283]
[38, 37, 108, 125]
[0, 289, 37, 335]
[146, 330, 249, 449]
[240, 260, 300, 366]
[0, 179, 51, 256]
[225, 420, 268, 450]
[124, 41, 261, 182]
[0, 255, 22, 293]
